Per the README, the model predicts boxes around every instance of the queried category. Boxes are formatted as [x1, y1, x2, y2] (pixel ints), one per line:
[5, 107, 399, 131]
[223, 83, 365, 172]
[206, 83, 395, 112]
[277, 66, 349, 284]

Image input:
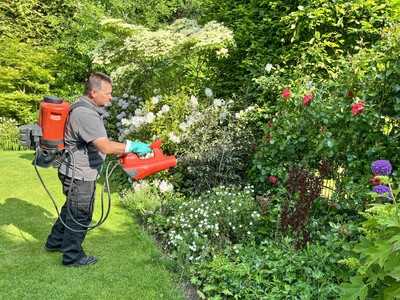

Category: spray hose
[34, 147, 119, 233]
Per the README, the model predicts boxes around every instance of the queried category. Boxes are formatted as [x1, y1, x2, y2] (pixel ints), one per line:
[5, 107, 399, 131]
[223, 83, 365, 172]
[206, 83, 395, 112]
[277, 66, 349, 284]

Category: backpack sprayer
[20, 96, 177, 232]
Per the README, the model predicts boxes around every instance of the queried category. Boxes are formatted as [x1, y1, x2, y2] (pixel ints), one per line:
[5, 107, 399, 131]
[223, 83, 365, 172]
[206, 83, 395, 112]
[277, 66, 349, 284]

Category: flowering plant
[146, 185, 261, 263]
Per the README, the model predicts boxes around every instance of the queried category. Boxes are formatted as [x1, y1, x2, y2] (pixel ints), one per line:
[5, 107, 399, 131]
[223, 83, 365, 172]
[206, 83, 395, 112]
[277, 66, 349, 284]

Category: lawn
[0, 151, 184, 300]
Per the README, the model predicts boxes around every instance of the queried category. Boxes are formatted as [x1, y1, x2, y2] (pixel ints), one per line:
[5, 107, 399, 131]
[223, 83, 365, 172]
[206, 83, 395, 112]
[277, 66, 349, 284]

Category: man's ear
[88, 89, 96, 99]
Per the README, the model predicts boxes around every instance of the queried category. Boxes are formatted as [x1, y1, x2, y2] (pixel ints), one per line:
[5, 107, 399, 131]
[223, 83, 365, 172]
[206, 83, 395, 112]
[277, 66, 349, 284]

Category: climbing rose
[372, 184, 393, 200]
[303, 93, 314, 106]
[281, 88, 291, 99]
[371, 160, 392, 176]
[268, 176, 278, 186]
[351, 101, 365, 116]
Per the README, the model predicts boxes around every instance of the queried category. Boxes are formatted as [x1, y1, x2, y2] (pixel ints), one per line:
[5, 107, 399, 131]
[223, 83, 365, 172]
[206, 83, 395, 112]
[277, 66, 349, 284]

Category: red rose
[369, 176, 381, 186]
[281, 87, 291, 100]
[268, 176, 278, 186]
[351, 101, 365, 116]
[303, 93, 314, 106]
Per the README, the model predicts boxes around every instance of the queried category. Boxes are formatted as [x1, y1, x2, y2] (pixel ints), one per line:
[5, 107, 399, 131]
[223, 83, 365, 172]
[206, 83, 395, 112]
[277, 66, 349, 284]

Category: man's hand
[125, 140, 152, 156]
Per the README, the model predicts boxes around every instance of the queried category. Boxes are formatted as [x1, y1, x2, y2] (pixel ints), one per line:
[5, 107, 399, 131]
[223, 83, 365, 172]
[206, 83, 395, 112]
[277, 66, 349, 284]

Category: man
[45, 72, 150, 267]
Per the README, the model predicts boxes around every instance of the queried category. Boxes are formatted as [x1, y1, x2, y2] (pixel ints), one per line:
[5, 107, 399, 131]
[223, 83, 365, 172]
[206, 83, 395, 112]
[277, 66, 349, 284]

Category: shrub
[0, 117, 23, 151]
[198, 0, 393, 102]
[191, 238, 348, 300]
[171, 101, 258, 194]
[250, 38, 400, 209]
[92, 17, 234, 98]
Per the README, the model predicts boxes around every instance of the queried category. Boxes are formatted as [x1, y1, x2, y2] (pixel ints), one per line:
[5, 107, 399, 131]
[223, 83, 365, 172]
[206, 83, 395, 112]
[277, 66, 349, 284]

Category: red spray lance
[119, 139, 177, 180]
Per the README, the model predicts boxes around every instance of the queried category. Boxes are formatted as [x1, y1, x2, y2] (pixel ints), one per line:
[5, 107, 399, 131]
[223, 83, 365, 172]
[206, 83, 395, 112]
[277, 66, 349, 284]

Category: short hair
[84, 72, 112, 95]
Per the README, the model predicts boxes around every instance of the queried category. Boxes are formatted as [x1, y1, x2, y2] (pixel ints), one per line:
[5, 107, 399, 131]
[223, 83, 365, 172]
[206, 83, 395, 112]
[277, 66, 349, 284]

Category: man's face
[90, 82, 112, 107]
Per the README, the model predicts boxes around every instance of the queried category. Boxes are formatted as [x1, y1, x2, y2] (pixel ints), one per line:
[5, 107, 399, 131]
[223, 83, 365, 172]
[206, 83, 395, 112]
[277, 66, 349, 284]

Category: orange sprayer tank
[119, 140, 177, 180]
[38, 96, 70, 150]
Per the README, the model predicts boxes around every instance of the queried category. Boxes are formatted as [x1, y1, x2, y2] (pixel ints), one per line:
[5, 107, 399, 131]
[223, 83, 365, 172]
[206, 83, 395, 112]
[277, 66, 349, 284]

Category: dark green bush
[198, 0, 393, 103]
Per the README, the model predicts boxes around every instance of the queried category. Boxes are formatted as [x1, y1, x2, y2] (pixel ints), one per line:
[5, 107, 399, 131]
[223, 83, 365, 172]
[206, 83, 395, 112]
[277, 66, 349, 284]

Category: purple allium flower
[372, 184, 393, 200]
[371, 160, 392, 176]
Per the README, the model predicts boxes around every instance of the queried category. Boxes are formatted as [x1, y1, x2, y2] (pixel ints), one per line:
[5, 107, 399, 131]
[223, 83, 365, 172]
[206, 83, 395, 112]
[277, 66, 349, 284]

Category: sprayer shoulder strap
[69, 99, 98, 114]
[65, 99, 101, 153]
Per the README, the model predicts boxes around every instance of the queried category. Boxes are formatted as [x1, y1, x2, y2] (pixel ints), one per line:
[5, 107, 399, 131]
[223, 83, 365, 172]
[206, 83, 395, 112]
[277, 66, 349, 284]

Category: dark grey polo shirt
[59, 96, 107, 181]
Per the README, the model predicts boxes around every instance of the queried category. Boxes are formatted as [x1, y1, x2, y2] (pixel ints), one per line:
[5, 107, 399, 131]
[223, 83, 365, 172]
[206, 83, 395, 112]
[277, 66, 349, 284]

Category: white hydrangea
[159, 180, 173, 193]
[216, 47, 229, 58]
[135, 108, 144, 116]
[205, 87, 213, 98]
[189, 95, 198, 109]
[145, 112, 155, 123]
[151, 95, 161, 105]
[132, 181, 148, 192]
[131, 116, 146, 128]
[179, 122, 189, 131]
[265, 63, 273, 73]
[213, 98, 225, 107]
[161, 104, 170, 113]
[168, 132, 181, 143]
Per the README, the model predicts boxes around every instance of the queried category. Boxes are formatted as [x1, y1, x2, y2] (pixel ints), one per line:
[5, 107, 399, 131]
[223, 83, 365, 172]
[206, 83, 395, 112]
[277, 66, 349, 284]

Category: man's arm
[93, 137, 126, 155]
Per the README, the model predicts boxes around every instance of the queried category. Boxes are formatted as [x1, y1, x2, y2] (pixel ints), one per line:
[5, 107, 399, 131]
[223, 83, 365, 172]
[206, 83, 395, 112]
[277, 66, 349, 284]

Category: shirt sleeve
[72, 108, 108, 143]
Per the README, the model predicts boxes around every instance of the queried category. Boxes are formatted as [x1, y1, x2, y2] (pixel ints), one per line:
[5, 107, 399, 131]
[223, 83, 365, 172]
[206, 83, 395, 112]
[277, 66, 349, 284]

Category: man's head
[85, 72, 113, 107]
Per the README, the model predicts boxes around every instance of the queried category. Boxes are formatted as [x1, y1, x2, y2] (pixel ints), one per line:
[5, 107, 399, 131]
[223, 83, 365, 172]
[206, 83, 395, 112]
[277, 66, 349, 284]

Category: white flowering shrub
[92, 18, 234, 97]
[0, 117, 23, 151]
[104, 92, 192, 144]
[170, 99, 258, 194]
[146, 185, 261, 263]
[120, 178, 175, 215]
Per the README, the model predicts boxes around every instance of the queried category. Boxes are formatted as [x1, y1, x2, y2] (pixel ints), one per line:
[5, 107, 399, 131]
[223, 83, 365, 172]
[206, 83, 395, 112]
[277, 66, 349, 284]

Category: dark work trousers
[45, 173, 96, 264]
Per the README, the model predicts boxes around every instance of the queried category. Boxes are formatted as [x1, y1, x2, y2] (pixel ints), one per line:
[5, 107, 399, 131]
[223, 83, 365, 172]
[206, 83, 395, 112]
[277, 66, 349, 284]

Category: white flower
[298, 5, 304, 10]
[179, 122, 189, 131]
[213, 98, 224, 107]
[145, 112, 155, 123]
[168, 132, 181, 144]
[265, 63, 273, 73]
[216, 47, 229, 58]
[134, 108, 144, 116]
[151, 95, 161, 105]
[189, 95, 198, 109]
[205, 88, 213, 98]
[132, 181, 148, 192]
[131, 116, 145, 128]
[161, 104, 170, 113]
[159, 180, 173, 193]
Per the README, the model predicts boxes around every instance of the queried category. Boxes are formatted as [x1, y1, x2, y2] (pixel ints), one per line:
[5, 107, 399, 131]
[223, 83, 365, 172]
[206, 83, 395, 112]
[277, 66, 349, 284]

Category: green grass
[0, 151, 184, 300]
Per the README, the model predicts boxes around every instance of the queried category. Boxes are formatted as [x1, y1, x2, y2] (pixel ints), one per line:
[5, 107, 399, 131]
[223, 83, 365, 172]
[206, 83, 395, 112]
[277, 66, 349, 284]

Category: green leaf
[340, 276, 368, 300]
[383, 282, 400, 300]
